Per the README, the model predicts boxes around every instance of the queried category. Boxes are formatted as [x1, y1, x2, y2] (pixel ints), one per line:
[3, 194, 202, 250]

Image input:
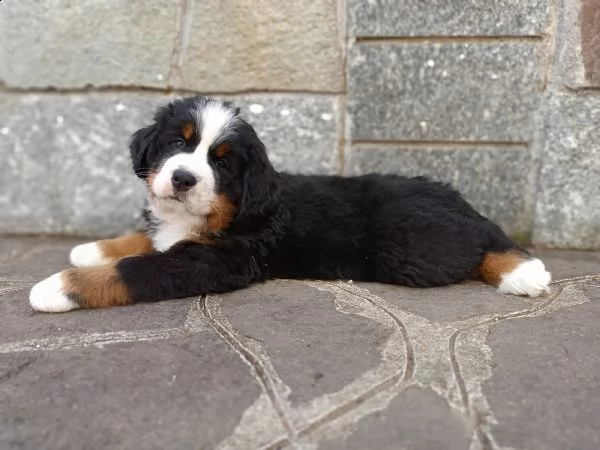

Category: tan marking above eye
[182, 123, 194, 141]
[215, 144, 230, 158]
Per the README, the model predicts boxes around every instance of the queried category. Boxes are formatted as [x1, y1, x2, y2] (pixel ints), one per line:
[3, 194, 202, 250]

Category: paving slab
[0, 334, 263, 450]
[220, 280, 392, 406]
[484, 283, 600, 450]
[319, 386, 471, 450]
[1, 236, 600, 449]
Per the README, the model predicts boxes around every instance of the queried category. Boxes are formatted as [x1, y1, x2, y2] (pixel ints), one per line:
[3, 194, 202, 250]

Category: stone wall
[0, 0, 598, 248]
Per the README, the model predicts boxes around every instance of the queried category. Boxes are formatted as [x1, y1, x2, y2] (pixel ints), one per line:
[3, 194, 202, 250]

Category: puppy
[30, 96, 551, 312]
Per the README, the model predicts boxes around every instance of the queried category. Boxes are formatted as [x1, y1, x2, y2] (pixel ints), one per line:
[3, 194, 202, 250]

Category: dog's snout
[171, 169, 197, 192]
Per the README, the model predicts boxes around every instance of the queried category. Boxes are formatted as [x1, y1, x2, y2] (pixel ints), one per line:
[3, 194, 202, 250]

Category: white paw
[29, 272, 80, 313]
[498, 258, 552, 297]
[69, 242, 109, 267]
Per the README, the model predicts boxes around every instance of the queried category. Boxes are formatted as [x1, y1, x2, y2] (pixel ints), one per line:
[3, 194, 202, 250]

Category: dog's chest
[145, 205, 202, 252]
[152, 222, 193, 252]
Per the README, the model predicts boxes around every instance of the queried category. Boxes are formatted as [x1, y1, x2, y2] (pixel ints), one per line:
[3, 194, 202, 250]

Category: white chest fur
[148, 202, 206, 252]
[152, 222, 194, 252]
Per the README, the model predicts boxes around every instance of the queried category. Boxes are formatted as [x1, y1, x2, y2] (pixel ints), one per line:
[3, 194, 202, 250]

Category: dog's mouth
[167, 195, 183, 203]
[147, 188, 185, 203]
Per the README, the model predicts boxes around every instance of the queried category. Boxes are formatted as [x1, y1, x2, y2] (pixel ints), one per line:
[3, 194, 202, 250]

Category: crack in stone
[0, 245, 73, 266]
[296, 372, 405, 440]
[0, 355, 36, 383]
[335, 284, 415, 381]
[0, 296, 208, 354]
[0, 327, 190, 354]
[0, 278, 34, 284]
[448, 284, 567, 424]
[168, 0, 194, 86]
[214, 280, 411, 448]
[451, 282, 593, 450]
[214, 280, 412, 448]
[215, 393, 289, 450]
[0, 285, 28, 297]
[0, 277, 34, 298]
[202, 295, 298, 444]
[183, 295, 206, 332]
[553, 274, 600, 284]
[449, 329, 471, 411]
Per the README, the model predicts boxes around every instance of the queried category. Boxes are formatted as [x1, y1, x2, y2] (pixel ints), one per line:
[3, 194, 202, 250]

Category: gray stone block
[554, 0, 600, 89]
[349, 0, 551, 37]
[533, 92, 600, 249]
[0, 94, 157, 237]
[0, 1, 178, 89]
[348, 43, 543, 141]
[234, 95, 340, 175]
[346, 145, 534, 241]
[0, 94, 340, 236]
[175, 0, 344, 92]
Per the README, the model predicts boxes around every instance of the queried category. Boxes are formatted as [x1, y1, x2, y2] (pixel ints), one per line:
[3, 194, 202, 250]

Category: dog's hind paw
[498, 258, 552, 297]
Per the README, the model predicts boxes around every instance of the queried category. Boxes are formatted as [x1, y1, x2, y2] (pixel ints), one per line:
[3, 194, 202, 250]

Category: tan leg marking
[63, 266, 131, 309]
[478, 251, 526, 286]
[97, 232, 155, 261]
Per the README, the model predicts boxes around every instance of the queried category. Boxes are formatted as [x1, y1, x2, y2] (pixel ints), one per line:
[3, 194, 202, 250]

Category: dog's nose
[171, 169, 197, 192]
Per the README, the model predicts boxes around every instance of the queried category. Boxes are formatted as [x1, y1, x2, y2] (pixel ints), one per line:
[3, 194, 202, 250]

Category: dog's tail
[477, 228, 551, 297]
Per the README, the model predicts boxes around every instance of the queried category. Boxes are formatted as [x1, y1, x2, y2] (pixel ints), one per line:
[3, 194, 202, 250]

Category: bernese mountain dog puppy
[29, 96, 551, 312]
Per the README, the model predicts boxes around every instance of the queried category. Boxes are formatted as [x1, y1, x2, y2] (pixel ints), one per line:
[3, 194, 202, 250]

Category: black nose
[171, 169, 197, 192]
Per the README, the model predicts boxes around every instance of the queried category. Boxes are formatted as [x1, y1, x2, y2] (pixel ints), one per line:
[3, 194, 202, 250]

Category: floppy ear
[236, 122, 280, 223]
[129, 103, 174, 178]
[129, 123, 160, 179]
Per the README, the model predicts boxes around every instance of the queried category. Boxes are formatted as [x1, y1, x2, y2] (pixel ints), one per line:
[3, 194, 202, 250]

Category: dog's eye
[169, 139, 186, 149]
[216, 159, 228, 169]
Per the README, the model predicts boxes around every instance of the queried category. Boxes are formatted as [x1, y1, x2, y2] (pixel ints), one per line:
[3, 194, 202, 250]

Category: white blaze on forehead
[196, 102, 236, 154]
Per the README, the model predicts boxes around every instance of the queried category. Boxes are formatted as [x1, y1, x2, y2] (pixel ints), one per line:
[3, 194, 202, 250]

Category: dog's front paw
[29, 272, 80, 313]
[70, 242, 110, 267]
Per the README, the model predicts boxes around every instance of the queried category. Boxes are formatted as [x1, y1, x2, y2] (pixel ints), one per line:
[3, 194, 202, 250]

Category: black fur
[116, 96, 523, 304]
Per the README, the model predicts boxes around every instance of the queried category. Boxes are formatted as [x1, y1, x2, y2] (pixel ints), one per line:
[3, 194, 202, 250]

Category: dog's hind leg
[478, 246, 551, 298]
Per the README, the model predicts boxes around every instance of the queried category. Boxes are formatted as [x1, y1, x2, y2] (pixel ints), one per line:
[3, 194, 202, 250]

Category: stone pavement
[1, 236, 599, 450]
